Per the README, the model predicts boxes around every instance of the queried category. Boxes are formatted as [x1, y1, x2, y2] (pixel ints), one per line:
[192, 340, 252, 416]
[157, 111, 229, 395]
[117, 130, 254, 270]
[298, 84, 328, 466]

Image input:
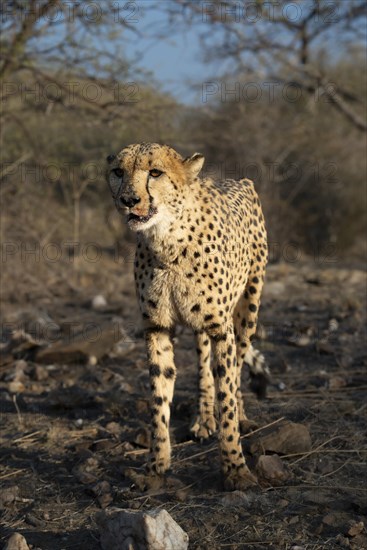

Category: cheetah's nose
[120, 195, 141, 208]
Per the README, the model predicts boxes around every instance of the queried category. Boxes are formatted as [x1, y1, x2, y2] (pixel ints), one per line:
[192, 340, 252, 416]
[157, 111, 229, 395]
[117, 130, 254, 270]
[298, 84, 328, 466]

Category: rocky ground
[1, 255, 366, 549]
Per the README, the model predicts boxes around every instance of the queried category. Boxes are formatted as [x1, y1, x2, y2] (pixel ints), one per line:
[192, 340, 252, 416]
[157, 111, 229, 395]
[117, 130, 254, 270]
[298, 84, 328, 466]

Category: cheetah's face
[106, 143, 204, 233]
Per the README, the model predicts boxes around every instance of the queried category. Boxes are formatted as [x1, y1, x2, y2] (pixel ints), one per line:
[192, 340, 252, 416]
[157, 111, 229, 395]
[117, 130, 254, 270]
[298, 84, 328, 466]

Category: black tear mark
[146, 172, 154, 208]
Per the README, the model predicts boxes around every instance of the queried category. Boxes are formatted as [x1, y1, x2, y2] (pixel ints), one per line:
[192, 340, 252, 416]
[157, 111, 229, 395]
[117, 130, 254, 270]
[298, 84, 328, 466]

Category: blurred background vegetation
[1, 0, 366, 302]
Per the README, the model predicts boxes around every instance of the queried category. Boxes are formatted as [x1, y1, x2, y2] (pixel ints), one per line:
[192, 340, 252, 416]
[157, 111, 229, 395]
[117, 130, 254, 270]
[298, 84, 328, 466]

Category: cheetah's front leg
[211, 326, 258, 491]
[145, 328, 176, 475]
[190, 331, 216, 439]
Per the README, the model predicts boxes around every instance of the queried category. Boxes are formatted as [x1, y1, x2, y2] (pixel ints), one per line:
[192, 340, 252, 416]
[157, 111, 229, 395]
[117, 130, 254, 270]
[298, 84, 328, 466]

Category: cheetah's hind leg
[245, 344, 271, 400]
[234, 267, 271, 434]
[235, 343, 270, 434]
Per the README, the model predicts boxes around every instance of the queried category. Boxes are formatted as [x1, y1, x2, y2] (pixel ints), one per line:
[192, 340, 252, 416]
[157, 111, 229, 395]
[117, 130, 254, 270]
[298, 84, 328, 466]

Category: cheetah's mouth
[127, 206, 158, 227]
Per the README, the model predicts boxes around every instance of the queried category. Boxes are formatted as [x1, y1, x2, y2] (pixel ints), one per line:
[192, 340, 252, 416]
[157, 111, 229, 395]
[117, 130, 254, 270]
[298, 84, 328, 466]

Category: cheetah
[106, 143, 269, 490]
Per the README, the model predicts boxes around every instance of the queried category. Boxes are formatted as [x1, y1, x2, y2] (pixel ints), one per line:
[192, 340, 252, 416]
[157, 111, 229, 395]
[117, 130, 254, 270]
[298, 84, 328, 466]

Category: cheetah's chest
[137, 264, 207, 329]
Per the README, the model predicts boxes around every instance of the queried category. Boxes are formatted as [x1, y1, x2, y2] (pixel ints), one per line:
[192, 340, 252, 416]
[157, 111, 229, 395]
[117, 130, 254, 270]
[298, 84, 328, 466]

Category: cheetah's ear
[183, 153, 205, 179]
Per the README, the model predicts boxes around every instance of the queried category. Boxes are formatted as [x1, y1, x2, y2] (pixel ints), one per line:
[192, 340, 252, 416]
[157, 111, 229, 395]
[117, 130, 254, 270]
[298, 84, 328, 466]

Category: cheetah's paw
[223, 466, 258, 491]
[145, 454, 171, 476]
[239, 418, 259, 434]
[190, 414, 217, 440]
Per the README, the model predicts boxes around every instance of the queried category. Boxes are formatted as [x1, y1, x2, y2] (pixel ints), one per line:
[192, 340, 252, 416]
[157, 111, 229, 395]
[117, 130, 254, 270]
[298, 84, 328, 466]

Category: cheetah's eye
[112, 168, 124, 178]
[149, 169, 163, 178]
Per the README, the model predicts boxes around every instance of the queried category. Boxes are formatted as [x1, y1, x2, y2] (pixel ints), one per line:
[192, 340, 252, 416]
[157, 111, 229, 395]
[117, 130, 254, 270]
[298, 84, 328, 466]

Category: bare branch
[319, 78, 367, 132]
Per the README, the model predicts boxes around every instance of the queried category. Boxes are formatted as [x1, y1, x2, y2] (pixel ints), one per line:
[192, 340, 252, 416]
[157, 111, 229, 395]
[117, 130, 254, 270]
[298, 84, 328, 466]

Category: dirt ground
[1, 252, 366, 550]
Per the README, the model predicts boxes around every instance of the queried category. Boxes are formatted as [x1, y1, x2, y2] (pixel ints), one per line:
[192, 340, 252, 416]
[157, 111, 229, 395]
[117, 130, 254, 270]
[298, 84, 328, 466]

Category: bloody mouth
[127, 206, 157, 226]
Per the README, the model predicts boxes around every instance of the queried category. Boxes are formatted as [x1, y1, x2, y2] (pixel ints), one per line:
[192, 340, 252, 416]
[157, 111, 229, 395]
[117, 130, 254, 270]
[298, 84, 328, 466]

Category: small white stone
[328, 318, 339, 332]
[88, 355, 98, 366]
[4, 533, 30, 550]
[92, 295, 107, 309]
[97, 507, 189, 550]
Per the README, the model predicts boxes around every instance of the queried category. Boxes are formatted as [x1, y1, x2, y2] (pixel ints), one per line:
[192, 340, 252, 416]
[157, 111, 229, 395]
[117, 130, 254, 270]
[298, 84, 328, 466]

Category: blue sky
[26, 0, 366, 106]
[122, 2, 229, 104]
[121, 0, 366, 105]
[126, 27, 216, 103]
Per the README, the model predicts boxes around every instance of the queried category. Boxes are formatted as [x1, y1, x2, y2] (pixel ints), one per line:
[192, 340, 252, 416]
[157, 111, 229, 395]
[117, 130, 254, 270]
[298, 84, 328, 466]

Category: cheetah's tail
[245, 345, 271, 400]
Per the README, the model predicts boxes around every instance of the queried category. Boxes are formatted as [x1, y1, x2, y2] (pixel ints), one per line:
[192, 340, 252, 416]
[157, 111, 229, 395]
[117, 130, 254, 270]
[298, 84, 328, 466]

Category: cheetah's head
[106, 143, 204, 233]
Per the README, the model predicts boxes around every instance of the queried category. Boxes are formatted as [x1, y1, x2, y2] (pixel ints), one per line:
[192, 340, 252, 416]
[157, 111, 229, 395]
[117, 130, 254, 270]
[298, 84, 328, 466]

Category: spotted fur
[106, 143, 269, 490]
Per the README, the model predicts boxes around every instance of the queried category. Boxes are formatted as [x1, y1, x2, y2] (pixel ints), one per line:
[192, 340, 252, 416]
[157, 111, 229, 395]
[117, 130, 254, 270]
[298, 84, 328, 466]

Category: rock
[175, 489, 189, 502]
[33, 364, 49, 381]
[36, 320, 126, 364]
[248, 421, 312, 455]
[328, 376, 347, 390]
[25, 513, 46, 527]
[288, 516, 299, 524]
[256, 454, 290, 484]
[322, 512, 340, 527]
[92, 480, 111, 495]
[98, 492, 113, 509]
[135, 399, 150, 415]
[0, 486, 20, 510]
[316, 339, 335, 355]
[8, 381, 26, 393]
[221, 490, 251, 507]
[4, 533, 30, 550]
[92, 481, 113, 509]
[105, 421, 122, 436]
[263, 281, 286, 297]
[303, 489, 332, 505]
[13, 360, 28, 382]
[0, 330, 41, 366]
[346, 520, 364, 537]
[94, 440, 115, 452]
[92, 295, 107, 310]
[110, 339, 137, 358]
[347, 270, 367, 286]
[73, 457, 100, 484]
[334, 534, 350, 547]
[48, 386, 96, 409]
[96, 507, 189, 550]
[3, 310, 60, 343]
[288, 334, 311, 347]
[133, 427, 151, 448]
[328, 318, 339, 332]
